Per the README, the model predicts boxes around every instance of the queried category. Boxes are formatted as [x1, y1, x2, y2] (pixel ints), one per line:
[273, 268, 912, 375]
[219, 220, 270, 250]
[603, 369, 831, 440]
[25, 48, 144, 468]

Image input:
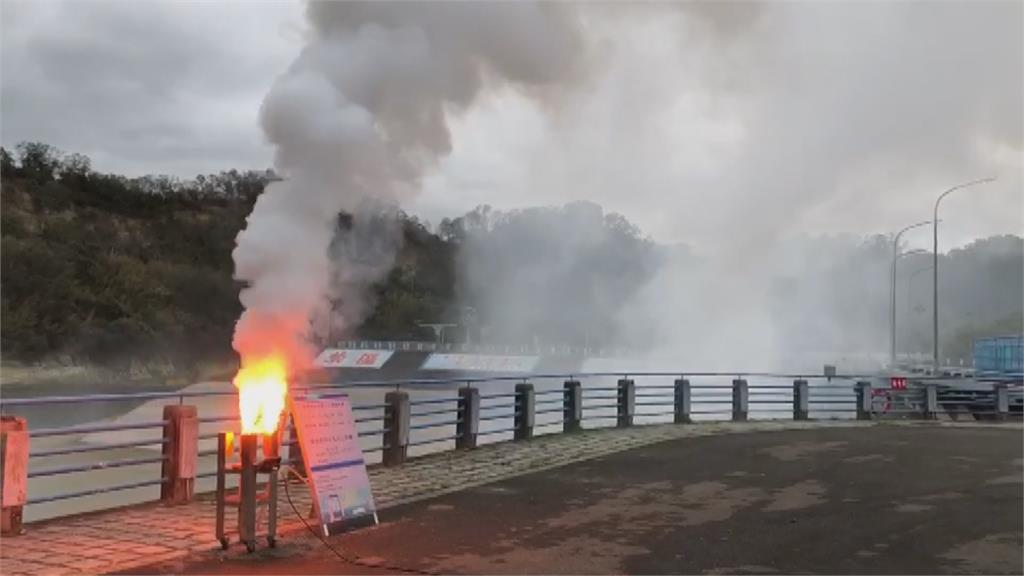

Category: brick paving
[0, 420, 875, 575]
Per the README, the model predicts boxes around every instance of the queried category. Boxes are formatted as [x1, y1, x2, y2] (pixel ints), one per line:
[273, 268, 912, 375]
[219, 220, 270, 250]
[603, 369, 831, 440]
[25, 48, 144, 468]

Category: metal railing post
[160, 405, 197, 504]
[923, 384, 938, 420]
[287, 413, 305, 476]
[793, 379, 809, 421]
[514, 383, 535, 440]
[995, 383, 1009, 420]
[732, 379, 748, 421]
[563, 380, 582, 433]
[1, 416, 29, 536]
[674, 378, 692, 424]
[855, 381, 872, 420]
[617, 379, 635, 427]
[456, 387, 480, 449]
[383, 391, 410, 466]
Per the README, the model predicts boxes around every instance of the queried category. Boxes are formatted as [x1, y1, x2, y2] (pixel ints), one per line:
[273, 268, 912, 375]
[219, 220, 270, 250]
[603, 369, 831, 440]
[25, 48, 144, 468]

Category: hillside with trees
[1, 142, 1020, 379]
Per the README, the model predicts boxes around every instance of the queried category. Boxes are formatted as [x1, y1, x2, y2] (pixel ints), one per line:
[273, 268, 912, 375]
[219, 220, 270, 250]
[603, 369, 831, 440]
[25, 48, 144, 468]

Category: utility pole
[932, 177, 996, 373]
[890, 222, 933, 368]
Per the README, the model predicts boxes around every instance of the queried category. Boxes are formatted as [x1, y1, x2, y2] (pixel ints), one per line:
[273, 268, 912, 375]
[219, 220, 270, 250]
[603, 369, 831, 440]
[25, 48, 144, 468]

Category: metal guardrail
[1, 372, 1019, 520]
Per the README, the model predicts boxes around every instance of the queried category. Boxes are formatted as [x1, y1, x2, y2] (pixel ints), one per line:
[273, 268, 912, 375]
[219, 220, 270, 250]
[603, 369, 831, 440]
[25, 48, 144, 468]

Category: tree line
[1, 142, 1019, 374]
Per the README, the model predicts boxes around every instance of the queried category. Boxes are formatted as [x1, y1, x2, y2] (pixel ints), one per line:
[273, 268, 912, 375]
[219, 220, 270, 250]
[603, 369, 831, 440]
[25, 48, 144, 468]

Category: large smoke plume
[231, 2, 590, 370]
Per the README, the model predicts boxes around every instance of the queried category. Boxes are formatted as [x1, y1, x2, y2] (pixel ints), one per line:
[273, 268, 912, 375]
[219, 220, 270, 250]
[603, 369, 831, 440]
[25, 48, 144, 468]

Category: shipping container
[973, 335, 1023, 376]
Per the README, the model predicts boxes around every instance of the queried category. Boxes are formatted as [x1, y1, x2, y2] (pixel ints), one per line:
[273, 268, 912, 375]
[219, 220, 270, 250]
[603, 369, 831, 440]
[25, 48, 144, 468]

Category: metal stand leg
[267, 470, 278, 548]
[215, 433, 228, 550]
[238, 435, 257, 553]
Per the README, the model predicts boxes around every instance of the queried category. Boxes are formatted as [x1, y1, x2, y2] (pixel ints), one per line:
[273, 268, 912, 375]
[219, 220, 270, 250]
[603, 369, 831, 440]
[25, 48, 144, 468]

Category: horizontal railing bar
[3, 390, 230, 407]
[411, 407, 460, 418]
[0, 371, 963, 408]
[355, 415, 383, 424]
[31, 420, 169, 438]
[358, 428, 387, 437]
[478, 428, 517, 437]
[582, 402, 619, 410]
[479, 392, 518, 400]
[409, 419, 461, 431]
[198, 416, 238, 424]
[635, 409, 677, 417]
[27, 477, 167, 505]
[584, 393, 619, 400]
[479, 403, 514, 413]
[635, 401, 672, 406]
[409, 397, 458, 407]
[409, 435, 461, 447]
[479, 413, 515, 422]
[31, 438, 169, 458]
[535, 408, 566, 415]
[29, 455, 167, 479]
[534, 398, 564, 406]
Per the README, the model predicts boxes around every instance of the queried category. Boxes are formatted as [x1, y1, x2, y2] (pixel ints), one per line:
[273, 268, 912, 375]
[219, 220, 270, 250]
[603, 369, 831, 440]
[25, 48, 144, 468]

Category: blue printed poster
[290, 394, 378, 534]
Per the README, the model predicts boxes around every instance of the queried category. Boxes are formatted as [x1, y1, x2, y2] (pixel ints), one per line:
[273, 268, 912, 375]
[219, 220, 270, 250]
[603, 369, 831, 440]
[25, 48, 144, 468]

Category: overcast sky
[2, 0, 1021, 254]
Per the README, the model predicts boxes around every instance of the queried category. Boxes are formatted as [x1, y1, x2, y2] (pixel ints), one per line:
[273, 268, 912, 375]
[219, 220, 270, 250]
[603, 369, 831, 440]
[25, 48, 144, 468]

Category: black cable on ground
[283, 467, 437, 576]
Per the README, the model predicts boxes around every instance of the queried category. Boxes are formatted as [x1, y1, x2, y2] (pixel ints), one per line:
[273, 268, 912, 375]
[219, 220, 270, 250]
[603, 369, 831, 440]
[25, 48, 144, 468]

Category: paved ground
[1, 419, 869, 575]
[135, 423, 1023, 575]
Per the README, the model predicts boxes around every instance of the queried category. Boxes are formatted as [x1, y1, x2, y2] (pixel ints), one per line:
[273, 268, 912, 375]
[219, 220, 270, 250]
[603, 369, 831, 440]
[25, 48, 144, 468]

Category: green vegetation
[0, 143, 456, 376]
[1, 142, 1020, 376]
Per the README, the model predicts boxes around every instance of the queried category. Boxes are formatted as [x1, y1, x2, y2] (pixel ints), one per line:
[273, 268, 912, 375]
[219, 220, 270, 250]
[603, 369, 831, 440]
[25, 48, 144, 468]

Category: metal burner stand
[215, 432, 280, 553]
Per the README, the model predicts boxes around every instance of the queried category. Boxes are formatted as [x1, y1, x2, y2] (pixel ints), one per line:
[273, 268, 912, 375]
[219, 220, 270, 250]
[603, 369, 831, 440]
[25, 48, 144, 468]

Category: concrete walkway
[2, 421, 1020, 574]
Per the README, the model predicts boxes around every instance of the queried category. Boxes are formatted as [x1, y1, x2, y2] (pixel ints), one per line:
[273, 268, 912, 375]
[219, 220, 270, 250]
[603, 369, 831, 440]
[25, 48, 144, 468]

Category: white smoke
[231, 2, 591, 368]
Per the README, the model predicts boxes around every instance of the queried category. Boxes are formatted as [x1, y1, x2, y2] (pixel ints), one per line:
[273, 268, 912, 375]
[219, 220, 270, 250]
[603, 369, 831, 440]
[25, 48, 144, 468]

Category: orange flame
[233, 355, 288, 435]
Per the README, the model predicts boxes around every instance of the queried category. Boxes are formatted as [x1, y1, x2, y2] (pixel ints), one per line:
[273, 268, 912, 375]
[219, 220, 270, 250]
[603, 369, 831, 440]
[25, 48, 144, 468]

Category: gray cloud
[3, 0, 1020, 253]
[1, 0, 303, 177]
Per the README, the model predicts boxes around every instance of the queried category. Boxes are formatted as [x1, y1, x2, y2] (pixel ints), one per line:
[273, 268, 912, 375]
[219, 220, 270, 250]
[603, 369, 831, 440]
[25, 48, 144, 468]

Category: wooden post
[855, 381, 872, 420]
[617, 379, 635, 427]
[456, 387, 480, 450]
[1, 416, 29, 536]
[732, 379, 748, 421]
[793, 379, 809, 420]
[563, 380, 582, 433]
[383, 391, 410, 466]
[674, 379, 692, 424]
[514, 383, 535, 440]
[160, 405, 197, 504]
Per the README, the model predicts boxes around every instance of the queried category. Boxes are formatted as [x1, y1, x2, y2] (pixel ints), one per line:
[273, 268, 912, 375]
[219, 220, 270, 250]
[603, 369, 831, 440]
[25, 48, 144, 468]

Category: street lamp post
[891, 222, 933, 368]
[904, 264, 934, 357]
[932, 177, 996, 373]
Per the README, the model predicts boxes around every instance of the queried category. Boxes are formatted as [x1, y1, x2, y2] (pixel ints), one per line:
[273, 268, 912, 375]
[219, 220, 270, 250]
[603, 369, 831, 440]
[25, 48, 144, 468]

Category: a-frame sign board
[289, 393, 378, 535]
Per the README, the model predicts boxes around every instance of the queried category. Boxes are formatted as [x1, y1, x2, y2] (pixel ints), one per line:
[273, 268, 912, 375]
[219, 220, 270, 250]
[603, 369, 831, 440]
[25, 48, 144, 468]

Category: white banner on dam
[314, 349, 394, 368]
[421, 353, 539, 373]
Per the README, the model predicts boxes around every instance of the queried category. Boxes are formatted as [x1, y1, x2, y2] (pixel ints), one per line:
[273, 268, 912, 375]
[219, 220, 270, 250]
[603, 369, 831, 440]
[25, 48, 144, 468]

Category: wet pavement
[146, 423, 1023, 575]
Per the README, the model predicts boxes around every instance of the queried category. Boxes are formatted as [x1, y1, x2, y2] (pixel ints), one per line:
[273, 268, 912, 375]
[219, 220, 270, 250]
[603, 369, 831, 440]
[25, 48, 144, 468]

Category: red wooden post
[161, 405, 198, 504]
[1, 416, 29, 535]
